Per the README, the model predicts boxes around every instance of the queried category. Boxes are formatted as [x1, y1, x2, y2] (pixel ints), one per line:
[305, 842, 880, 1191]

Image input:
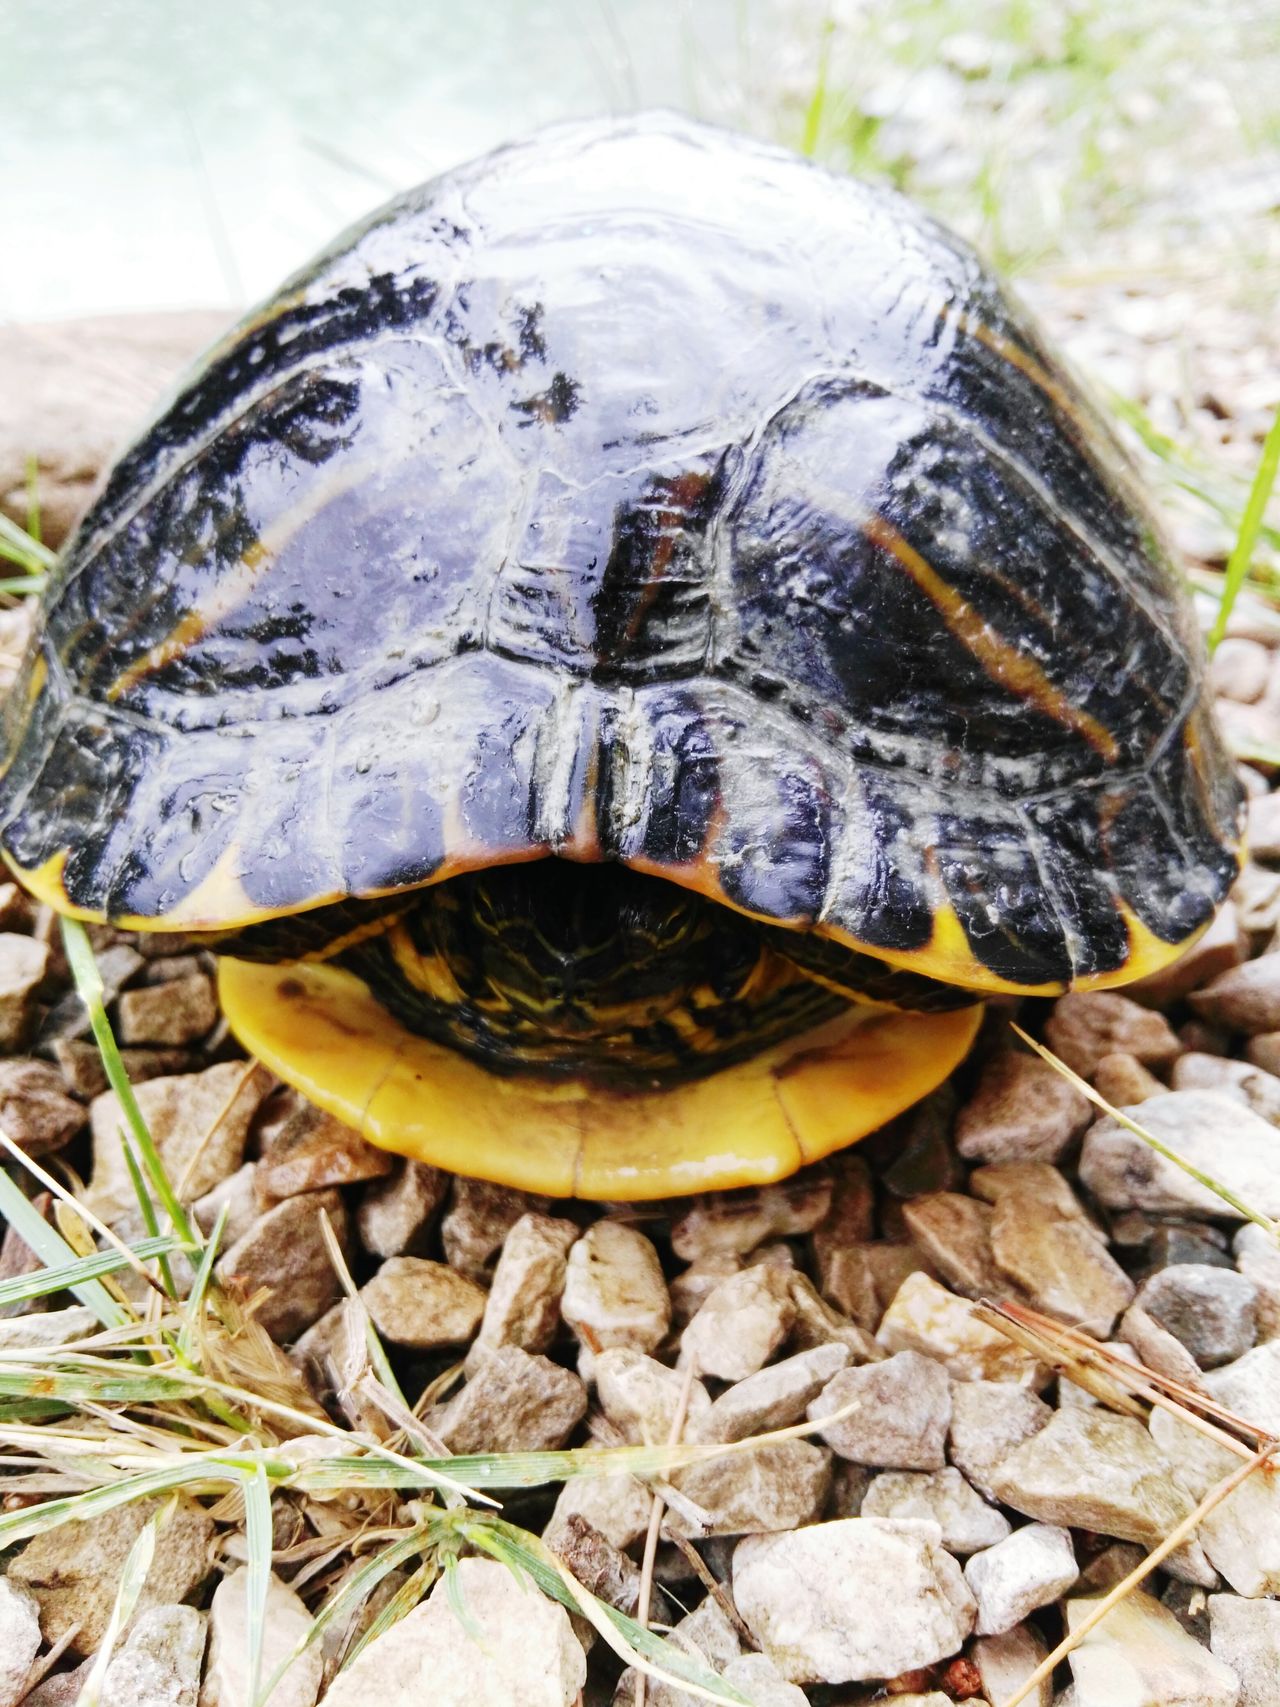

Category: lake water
[2, 0, 790, 320]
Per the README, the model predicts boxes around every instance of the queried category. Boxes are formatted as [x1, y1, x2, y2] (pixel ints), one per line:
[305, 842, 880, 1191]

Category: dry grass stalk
[980, 1297, 1280, 1707]
[635, 1359, 698, 1707]
[1011, 1023, 1280, 1239]
[975, 1300, 1271, 1459]
[0, 1123, 168, 1300]
[997, 1440, 1278, 1707]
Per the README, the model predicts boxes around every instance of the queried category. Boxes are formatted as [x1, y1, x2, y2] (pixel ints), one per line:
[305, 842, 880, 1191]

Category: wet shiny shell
[0, 113, 1243, 994]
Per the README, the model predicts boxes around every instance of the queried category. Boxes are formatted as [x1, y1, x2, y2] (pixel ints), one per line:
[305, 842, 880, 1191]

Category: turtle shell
[0, 112, 1243, 995]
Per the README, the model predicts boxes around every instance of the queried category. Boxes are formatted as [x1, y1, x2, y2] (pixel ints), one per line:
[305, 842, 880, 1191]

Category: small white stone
[594, 1347, 712, 1445]
[1209, 1593, 1280, 1705]
[1213, 636, 1271, 702]
[217, 1188, 348, 1342]
[440, 1179, 550, 1280]
[0, 1306, 98, 1350]
[668, 1439, 833, 1537]
[357, 1162, 447, 1259]
[193, 1163, 260, 1247]
[971, 1625, 1054, 1707]
[680, 1264, 795, 1380]
[1065, 1591, 1240, 1707]
[955, 1052, 1093, 1165]
[992, 1408, 1193, 1546]
[808, 1348, 951, 1469]
[947, 1380, 1052, 1501]
[1235, 1222, 1280, 1341]
[101, 1604, 205, 1707]
[359, 1257, 487, 1350]
[88, 1061, 272, 1224]
[862, 1466, 1011, 1553]
[1135, 1263, 1257, 1368]
[433, 1345, 587, 1453]
[11, 1496, 214, 1656]
[199, 1568, 321, 1707]
[117, 972, 217, 1046]
[733, 1518, 976, 1684]
[901, 1192, 1006, 1299]
[964, 1524, 1079, 1635]
[787, 1269, 882, 1360]
[978, 1165, 1134, 1339]
[468, 1212, 579, 1363]
[0, 934, 49, 1050]
[878, 1271, 1044, 1384]
[670, 1175, 834, 1260]
[319, 1558, 586, 1706]
[542, 1456, 653, 1553]
[0, 1578, 41, 1707]
[693, 1342, 850, 1442]
[1044, 993, 1180, 1079]
[721, 1653, 809, 1705]
[562, 1220, 670, 1369]
[1081, 1092, 1280, 1219]
[1150, 1339, 1280, 1595]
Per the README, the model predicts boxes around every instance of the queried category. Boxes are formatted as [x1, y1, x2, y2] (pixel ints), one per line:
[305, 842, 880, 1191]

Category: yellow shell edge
[217, 955, 984, 1201]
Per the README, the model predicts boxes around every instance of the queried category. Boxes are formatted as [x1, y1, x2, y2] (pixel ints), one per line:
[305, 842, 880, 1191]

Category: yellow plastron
[218, 956, 982, 1200]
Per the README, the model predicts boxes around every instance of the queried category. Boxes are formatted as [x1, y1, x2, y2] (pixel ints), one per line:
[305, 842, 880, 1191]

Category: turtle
[0, 112, 1243, 1199]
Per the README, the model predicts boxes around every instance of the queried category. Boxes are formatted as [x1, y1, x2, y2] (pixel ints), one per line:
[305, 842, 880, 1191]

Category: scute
[0, 112, 1242, 989]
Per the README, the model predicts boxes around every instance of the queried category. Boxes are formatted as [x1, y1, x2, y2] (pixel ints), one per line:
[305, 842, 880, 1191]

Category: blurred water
[1, 0, 760, 320]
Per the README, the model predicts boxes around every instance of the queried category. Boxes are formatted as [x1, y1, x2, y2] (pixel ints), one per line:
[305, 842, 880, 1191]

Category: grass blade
[265, 1526, 432, 1694]
[243, 1464, 272, 1707]
[800, 16, 834, 156]
[0, 1233, 179, 1311]
[61, 919, 199, 1249]
[72, 1507, 158, 1705]
[1012, 1023, 1280, 1238]
[460, 1514, 751, 1705]
[1209, 400, 1280, 654]
[0, 1168, 130, 1329]
[177, 1204, 227, 1364]
[0, 513, 54, 575]
[342, 1559, 436, 1668]
[0, 1460, 218, 1551]
[116, 1122, 179, 1300]
[25, 456, 41, 548]
[73, 1520, 158, 1703]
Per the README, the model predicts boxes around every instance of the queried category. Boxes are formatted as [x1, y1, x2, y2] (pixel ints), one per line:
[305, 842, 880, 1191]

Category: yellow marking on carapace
[105, 454, 384, 703]
[10, 816, 1233, 1004]
[624, 838, 1198, 998]
[861, 513, 1119, 762]
[2, 844, 305, 934]
[6, 839, 567, 936]
[217, 956, 983, 1201]
[942, 307, 1090, 433]
[823, 894, 1219, 998]
[106, 537, 270, 702]
[24, 653, 46, 707]
[2, 850, 102, 924]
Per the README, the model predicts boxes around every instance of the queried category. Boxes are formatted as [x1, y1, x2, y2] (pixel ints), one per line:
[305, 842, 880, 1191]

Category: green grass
[1209, 402, 1280, 652]
[0, 514, 53, 583]
[0, 923, 887, 1703]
